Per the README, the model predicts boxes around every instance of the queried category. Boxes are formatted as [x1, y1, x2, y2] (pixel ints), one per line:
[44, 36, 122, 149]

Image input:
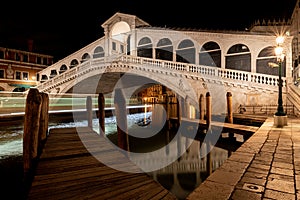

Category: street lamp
[274, 36, 287, 127]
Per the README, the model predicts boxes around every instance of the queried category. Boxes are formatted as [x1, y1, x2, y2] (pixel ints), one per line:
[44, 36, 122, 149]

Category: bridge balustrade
[37, 54, 286, 93]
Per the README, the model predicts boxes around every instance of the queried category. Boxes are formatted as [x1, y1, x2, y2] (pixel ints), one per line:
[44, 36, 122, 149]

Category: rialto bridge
[35, 12, 299, 115]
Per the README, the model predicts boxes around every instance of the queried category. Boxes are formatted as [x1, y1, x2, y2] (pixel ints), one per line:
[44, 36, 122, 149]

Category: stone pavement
[187, 117, 300, 200]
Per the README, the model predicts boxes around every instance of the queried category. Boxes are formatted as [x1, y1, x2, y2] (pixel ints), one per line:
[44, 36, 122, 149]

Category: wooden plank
[27, 127, 176, 200]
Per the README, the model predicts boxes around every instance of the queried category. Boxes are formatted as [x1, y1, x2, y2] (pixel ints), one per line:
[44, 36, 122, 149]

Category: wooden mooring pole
[114, 89, 129, 151]
[205, 92, 212, 175]
[86, 96, 93, 128]
[199, 93, 205, 120]
[23, 88, 49, 180]
[206, 92, 211, 132]
[38, 92, 49, 150]
[226, 92, 233, 123]
[226, 92, 235, 141]
[98, 93, 105, 136]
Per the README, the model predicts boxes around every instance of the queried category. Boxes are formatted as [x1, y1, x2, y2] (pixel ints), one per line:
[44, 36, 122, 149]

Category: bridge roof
[101, 12, 150, 29]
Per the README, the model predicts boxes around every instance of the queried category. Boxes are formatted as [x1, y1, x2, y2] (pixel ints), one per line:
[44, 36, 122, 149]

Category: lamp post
[274, 36, 286, 116]
[273, 36, 287, 127]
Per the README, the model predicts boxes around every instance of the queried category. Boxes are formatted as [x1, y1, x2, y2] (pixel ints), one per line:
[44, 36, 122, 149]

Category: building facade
[0, 47, 53, 92]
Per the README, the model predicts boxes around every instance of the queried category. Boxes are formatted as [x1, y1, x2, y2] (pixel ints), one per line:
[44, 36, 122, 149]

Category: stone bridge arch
[61, 66, 198, 102]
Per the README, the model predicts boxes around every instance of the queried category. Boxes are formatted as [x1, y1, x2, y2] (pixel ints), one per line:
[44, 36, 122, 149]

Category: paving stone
[272, 161, 294, 169]
[264, 189, 295, 200]
[238, 176, 267, 187]
[274, 153, 293, 160]
[206, 169, 243, 186]
[230, 189, 262, 200]
[251, 158, 272, 166]
[276, 149, 293, 155]
[273, 157, 293, 164]
[237, 145, 261, 154]
[186, 180, 234, 200]
[265, 139, 278, 144]
[293, 161, 300, 170]
[250, 162, 271, 171]
[295, 174, 300, 190]
[254, 152, 273, 163]
[243, 171, 268, 180]
[226, 151, 255, 163]
[247, 166, 270, 176]
[261, 145, 276, 153]
[268, 173, 294, 182]
[270, 166, 294, 177]
[218, 160, 249, 174]
[266, 178, 295, 194]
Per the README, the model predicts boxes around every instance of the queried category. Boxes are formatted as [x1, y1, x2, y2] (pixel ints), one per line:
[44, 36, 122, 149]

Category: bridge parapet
[36, 55, 285, 94]
[120, 55, 285, 89]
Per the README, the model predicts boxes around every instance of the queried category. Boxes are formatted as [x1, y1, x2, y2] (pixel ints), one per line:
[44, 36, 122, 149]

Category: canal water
[0, 103, 243, 200]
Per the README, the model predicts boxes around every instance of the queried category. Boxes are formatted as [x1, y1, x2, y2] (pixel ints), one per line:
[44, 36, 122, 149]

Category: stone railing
[120, 55, 286, 88]
[36, 54, 286, 93]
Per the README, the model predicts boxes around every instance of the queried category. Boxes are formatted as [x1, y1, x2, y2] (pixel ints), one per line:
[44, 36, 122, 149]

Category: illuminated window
[23, 72, 28, 80]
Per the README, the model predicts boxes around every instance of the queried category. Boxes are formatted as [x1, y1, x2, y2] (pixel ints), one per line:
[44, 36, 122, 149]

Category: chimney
[28, 39, 33, 52]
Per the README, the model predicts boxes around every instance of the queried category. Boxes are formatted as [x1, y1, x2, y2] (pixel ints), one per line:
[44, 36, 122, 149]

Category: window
[0, 51, 4, 59]
[37, 57, 41, 64]
[23, 72, 28, 80]
[16, 71, 21, 80]
[112, 42, 116, 51]
[43, 58, 48, 65]
[0, 69, 4, 78]
[23, 55, 28, 62]
[15, 53, 20, 61]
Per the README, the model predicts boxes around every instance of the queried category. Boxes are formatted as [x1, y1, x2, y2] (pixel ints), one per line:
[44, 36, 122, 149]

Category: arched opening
[156, 38, 173, 61]
[111, 21, 131, 42]
[59, 64, 68, 74]
[256, 46, 286, 76]
[70, 59, 79, 69]
[137, 37, 153, 58]
[199, 41, 221, 67]
[226, 44, 251, 72]
[176, 39, 195, 64]
[93, 46, 105, 58]
[81, 53, 91, 63]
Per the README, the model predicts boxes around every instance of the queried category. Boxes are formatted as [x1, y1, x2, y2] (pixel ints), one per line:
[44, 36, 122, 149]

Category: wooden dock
[26, 127, 176, 200]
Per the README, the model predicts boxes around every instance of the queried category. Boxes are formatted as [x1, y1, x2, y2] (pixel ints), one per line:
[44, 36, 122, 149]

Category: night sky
[0, 0, 296, 62]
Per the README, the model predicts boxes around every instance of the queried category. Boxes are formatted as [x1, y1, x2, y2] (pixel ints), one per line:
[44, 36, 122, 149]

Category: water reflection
[128, 132, 228, 200]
